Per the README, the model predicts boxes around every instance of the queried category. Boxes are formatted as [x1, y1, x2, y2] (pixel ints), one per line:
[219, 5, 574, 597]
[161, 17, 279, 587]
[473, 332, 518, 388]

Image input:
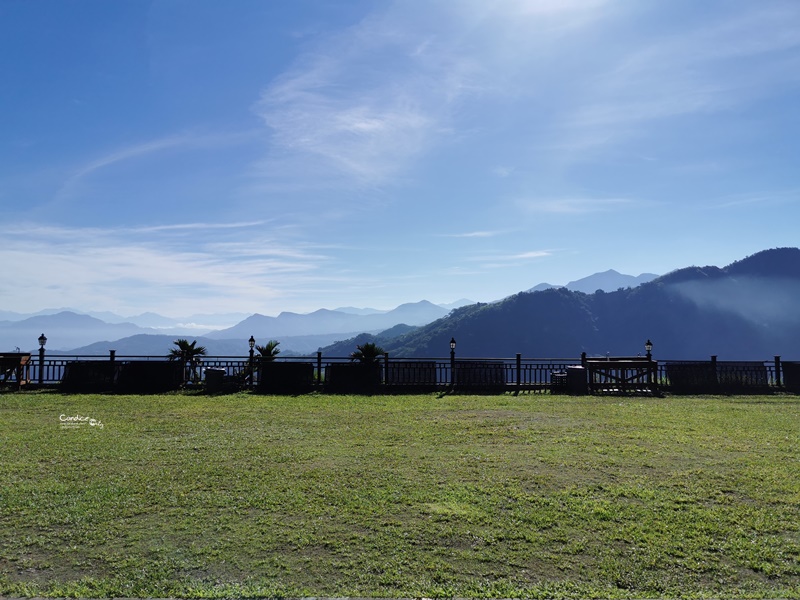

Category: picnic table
[0, 353, 32, 387]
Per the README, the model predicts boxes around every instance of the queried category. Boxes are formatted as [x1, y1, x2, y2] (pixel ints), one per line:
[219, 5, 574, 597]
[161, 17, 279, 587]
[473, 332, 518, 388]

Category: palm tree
[256, 340, 281, 361]
[167, 339, 207, 382]
[350, 342, 385, 363]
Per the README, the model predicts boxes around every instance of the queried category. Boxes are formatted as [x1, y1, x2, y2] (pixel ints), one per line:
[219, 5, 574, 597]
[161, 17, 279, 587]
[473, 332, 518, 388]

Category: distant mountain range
[0, 300, 474, 354]
[203, 300, 454, 341]
[17, 246, 800, 361]
[0, 308, 250, 331]
[356, 247, 800, 361]
[529, 269, 658, 294]
[0, 265, 684, 356]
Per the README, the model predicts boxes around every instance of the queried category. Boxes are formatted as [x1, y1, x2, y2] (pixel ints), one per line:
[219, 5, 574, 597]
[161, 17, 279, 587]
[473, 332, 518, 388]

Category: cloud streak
[0, 223, 337, 316]
[55, 130, 258, 202]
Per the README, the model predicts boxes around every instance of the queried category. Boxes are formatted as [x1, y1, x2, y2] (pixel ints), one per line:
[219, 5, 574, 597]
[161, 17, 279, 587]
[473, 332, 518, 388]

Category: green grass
[1, 390, 798, 598]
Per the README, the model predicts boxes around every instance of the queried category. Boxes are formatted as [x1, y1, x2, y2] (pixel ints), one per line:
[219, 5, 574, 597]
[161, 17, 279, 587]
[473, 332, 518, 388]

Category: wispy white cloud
[0, 223, 340, 316]
[131, 221, 267, 233]
[442, 230, 505, 238]
[69, 135, 192, 181]
[708, 188, 800, 210]
[255, 47, 450, 186]
[509, 251, 553, 260]
[56, 130, 258, 201]
[468, 249, 553, 265]
[252, 0, 610, 188]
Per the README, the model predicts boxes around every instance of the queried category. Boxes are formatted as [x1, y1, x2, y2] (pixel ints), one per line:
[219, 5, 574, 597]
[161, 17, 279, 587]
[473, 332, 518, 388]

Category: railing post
[38, 346, 45, 386]
[450, 347, 456, 389]
[109, 350, 116, 391]
[774, 355, 782, 387]
[383, 352, 389, 388]
[249, 349, 255, 390]
[515, 353, 522, 395]
[317, 351, 323, 388]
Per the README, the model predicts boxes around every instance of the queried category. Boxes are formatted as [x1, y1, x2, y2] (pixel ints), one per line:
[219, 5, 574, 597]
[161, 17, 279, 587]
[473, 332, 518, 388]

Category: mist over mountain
[381, 248, 800, 361]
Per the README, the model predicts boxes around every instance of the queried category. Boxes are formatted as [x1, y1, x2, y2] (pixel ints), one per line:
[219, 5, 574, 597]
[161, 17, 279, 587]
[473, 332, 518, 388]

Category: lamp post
[249, 336, 256, 389]
[449, 337, 456, 389]
[38, 333, 47, 386]
[645, 339, 653, 388]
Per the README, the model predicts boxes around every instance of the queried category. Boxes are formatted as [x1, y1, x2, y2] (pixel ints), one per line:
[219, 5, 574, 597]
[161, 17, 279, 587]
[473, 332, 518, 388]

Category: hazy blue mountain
[383, 248, 800, 361]
[63, 332, 365, 357]
[437, 299, 475, 310]
[124, 312, 181, 328]
[57, 334, 220, 357]
[110, 311, 249, 330]
[205, 300, 450, 340]
[0, 308, 246, 331]
[565, 269, 659, 293]
[527, 269, 658, 294]
[333, 306, 387, 316]
[5, 300, 454, 355]
[0, 308, 91, 321]
[528, 282, 558, 292]
[318, 324, 419, 357]
[0, 311, 25, 322]
[0, 311, 154, 351]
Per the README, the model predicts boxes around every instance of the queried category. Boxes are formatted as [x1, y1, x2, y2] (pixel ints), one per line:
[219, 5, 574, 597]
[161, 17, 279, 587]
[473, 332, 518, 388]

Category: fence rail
[2, 351, 798, 395]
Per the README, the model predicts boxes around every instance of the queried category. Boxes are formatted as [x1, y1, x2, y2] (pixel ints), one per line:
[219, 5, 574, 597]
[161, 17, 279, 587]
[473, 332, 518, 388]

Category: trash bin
[551, 371, 567, 394]
[566, 366, 588, 395]
[205, 368, 225, 393]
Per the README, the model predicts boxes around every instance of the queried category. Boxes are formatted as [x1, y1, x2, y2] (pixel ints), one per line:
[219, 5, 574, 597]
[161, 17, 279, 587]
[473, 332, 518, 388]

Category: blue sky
[2, 0, 799, 317]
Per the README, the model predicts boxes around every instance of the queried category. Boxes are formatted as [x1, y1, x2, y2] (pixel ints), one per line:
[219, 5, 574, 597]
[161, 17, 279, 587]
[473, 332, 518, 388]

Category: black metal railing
[5, 351, 798, 395]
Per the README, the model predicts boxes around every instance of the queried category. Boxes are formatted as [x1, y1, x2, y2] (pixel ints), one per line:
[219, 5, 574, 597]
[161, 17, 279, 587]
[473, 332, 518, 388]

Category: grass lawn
[1, 390, 798, 598]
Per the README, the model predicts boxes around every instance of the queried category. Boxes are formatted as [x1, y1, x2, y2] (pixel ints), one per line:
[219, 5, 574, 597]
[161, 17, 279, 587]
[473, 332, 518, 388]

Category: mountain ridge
[376, 248, 800, 361]
[9, 254, 781, 356]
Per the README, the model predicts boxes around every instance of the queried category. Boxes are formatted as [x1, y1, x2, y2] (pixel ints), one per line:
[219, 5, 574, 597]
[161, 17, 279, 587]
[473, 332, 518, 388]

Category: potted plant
[256, 341, 315, 394]
[327, 343, 385, 394]
[167, 339, 207, 385]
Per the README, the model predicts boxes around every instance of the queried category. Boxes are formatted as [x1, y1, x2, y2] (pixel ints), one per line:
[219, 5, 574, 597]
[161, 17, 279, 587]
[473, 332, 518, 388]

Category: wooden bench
[0, 353, 32, 388]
